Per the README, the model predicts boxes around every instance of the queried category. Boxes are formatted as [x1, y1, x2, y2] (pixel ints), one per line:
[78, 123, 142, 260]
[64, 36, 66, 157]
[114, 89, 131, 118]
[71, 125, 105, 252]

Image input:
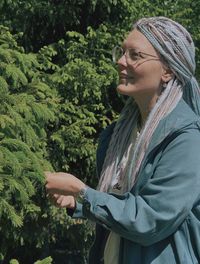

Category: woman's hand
[45, 171, 86, 196]
[48, 194, 76, 209]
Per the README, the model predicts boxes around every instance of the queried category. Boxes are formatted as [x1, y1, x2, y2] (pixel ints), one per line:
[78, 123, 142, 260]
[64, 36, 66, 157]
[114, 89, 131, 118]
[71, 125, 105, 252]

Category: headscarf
[136, 17, 200, 115]
[98, 17, 200, 193]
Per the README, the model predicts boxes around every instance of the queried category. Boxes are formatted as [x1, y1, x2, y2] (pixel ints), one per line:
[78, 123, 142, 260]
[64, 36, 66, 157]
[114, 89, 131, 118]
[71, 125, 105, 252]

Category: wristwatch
[77, 185, 88, 203]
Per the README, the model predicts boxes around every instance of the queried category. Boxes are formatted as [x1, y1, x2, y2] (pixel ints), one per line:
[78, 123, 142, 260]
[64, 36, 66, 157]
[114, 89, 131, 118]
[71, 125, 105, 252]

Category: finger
[46, 187, 71, 196]
[57, 195, 64, 204]
[59, 196, 72, 208]
[47, 193, 58, 199]
[52, 194, 67, 208]
[47, 193, 59, 205]
[53, 193, 60, 199]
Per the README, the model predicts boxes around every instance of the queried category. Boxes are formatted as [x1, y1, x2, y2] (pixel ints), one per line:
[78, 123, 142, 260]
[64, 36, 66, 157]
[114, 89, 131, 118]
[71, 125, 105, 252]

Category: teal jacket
[72, 99, 200, 264]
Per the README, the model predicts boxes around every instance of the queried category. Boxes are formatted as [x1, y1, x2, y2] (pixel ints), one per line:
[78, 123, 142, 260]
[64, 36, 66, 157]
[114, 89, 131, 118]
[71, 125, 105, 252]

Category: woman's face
[117, 29, 165, 99]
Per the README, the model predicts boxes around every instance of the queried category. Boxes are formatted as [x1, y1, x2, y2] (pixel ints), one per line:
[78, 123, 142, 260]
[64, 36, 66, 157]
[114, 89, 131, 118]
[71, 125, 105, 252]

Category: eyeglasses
[112, 46, 159, 64]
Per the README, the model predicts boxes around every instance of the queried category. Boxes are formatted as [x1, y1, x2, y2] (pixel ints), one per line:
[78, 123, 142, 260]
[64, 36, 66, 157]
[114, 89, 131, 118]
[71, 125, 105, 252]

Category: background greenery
[0, 0, 199, 263]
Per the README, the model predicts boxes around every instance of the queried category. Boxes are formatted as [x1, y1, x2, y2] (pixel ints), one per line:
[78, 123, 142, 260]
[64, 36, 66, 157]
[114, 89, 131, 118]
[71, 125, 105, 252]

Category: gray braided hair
[98, 17, 199, 192]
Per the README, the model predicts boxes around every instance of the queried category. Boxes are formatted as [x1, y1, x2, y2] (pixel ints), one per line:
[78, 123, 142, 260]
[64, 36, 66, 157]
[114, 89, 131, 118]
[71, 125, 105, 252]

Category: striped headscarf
[98, 17, 200, 193]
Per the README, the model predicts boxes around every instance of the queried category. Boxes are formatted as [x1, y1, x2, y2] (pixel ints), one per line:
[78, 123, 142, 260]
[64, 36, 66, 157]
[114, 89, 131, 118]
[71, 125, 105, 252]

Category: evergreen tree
[0, 25, 57, 262]
[0, 0, 199, 263]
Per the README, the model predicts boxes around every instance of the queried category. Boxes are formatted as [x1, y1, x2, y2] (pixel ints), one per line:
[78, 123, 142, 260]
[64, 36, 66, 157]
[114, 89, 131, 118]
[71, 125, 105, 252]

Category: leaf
[34, 257, 53, 264]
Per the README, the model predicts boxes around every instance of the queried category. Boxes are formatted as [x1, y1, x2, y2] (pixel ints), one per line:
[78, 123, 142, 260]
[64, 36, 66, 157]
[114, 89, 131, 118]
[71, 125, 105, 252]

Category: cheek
[134, 64, 163, 90]
[117, 64, 163, 96]
[140, 73, 161, 88]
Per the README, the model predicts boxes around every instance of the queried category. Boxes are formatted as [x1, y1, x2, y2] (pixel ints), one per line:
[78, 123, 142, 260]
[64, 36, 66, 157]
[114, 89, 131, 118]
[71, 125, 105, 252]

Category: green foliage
[34, 256, 53, 264]
[0, 25, 58, 263]
[9, 256, 53, 264]
[9, 260, 20, 264]
[0, 1, 199, 263]
[0, 24, 96, 264]
[37, 24, 120, 183]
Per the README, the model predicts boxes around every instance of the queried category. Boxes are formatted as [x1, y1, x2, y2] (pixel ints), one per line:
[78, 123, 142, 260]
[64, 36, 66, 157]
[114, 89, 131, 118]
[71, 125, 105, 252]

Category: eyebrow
[121, 44, 140, 51]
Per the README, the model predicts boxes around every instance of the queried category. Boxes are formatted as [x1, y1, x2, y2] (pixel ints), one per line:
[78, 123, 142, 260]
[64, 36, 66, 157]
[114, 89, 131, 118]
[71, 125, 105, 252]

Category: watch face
[78, 187, 87, 201]
[80, 187, 86, 197]
[77, 187, 87, 204]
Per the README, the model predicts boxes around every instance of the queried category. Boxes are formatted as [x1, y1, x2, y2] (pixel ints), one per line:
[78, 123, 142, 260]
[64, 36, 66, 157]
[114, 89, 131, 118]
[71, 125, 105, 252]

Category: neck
[134, 93, 159, 125]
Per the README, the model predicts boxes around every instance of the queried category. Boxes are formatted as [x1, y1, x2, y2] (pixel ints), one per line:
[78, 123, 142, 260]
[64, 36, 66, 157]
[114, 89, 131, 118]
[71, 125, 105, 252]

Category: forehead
[123, 29, 156, 52]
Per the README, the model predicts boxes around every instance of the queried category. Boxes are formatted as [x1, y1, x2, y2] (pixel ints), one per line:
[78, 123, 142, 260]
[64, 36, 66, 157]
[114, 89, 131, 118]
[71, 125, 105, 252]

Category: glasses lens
[112, 46, 123, 63]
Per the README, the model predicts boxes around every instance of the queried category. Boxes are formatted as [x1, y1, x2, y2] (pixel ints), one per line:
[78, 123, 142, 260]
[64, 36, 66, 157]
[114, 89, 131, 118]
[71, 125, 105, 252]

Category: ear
[161, 66, 174, 83]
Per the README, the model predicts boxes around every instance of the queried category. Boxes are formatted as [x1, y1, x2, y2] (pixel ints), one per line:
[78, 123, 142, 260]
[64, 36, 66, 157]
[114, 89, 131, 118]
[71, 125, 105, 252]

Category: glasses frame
[112, 46, 159, 64]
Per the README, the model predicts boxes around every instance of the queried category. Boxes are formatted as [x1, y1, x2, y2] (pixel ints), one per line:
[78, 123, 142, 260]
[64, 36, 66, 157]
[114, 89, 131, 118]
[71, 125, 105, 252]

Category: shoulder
[166, 99, 200, 140]
[149, 99, 200, 148]
[167, 99, 200, 128]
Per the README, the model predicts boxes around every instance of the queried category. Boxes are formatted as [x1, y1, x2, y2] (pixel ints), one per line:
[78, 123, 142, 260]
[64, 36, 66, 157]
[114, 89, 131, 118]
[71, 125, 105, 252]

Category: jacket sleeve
[78, 128, 200, 246]
[67, 123, 116, 219]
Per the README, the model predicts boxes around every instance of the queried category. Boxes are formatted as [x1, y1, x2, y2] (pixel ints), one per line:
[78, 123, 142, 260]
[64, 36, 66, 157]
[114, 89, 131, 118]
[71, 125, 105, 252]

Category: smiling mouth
[119, 75, 134, 80]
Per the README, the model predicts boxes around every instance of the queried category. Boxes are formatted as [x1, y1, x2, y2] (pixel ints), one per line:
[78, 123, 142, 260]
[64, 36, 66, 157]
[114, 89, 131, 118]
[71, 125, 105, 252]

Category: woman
[45, 17, 200, 263]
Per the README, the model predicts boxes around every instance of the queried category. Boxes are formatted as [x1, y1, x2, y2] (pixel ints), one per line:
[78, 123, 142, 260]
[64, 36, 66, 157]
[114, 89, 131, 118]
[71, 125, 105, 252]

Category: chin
[117, 83, 136, 96]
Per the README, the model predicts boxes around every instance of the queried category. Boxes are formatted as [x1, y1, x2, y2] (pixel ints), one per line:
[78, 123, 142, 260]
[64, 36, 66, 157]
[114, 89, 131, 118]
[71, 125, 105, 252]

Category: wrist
[76, 185, 88, 203]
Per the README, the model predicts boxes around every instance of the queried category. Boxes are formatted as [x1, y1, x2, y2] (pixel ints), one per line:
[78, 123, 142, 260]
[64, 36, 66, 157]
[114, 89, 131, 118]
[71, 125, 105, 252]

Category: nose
[117, 54, 127, 67]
